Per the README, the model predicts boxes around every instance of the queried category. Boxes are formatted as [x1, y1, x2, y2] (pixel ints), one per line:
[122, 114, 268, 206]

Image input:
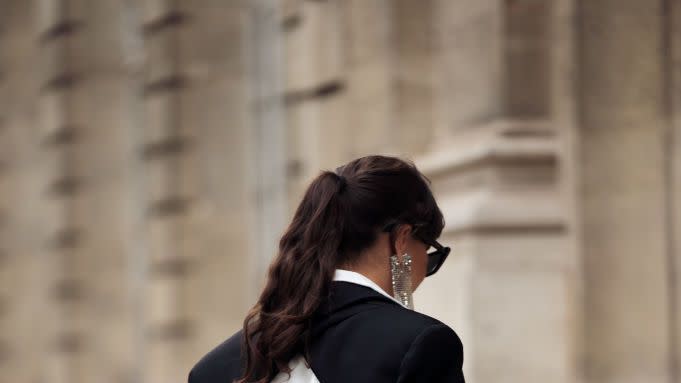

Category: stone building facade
[0, 1, 679, 383]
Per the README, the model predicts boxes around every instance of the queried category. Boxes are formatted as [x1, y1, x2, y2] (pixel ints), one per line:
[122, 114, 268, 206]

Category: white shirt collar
[332, 269, 404, 306]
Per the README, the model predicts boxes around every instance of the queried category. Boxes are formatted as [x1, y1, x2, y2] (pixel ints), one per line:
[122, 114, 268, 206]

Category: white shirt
[332, 269, 403, 306]
[270, 269, 402, 382]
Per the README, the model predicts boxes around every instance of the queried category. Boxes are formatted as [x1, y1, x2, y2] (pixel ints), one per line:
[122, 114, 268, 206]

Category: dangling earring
[390, 252, 414, 309]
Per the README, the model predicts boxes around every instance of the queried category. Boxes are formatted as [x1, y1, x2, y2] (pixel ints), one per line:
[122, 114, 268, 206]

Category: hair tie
[336, 174, 347, 193]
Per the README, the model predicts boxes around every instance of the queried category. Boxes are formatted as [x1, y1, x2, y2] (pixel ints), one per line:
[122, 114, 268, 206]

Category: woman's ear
[393, 224, 413, 256]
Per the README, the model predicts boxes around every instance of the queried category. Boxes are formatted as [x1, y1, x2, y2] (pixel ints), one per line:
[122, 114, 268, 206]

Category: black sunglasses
[382, 222, 451, 277]
[419, 236, 451, 277]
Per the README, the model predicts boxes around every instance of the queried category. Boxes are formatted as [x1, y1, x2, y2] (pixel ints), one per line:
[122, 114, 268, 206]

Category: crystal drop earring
[390, 252, 414, 310]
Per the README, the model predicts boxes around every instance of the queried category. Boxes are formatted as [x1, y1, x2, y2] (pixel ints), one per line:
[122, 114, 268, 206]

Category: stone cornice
[418, 119, 557, 177]
[416, 119, 566, 235]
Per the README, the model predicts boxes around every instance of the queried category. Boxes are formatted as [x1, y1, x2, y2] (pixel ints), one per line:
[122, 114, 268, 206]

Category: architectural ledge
[437, 190, 565, 235]
[417, 119, 557, 177]
[415, 119, 566, 234]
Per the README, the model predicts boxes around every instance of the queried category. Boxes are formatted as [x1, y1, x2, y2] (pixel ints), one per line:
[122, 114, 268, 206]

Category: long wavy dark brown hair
[236, 155, 445, 383]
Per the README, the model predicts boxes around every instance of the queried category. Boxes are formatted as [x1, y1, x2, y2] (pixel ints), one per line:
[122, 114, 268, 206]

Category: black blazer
[188, 281, 465, 383]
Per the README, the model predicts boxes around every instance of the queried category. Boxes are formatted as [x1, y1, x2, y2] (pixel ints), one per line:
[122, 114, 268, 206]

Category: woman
[188, 155, 465, 383]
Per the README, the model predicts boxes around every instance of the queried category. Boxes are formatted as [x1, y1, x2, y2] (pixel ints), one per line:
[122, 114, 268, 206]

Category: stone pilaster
[251, 0, 288, 291]
[75, 1, 145, 382]
[37, 0, 91, 381]
[177, 0, 259, 366]
[579, 1, 671, 383]
[0, 7, 9, 380]
[392, 0, 436, 155]
[415, 2, 575, 383]
[0, 3, 55, 381]
[671, 1, 681, 380]
[140, 1, 195, 381]
[344, 0, 396, 156]
[282, 0, 349, 210]
[140, 1, 258, 380]
[431, 0, 502, 142]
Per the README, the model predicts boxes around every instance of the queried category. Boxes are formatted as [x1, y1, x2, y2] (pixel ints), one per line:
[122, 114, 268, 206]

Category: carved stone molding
[416, 119, 564, 235]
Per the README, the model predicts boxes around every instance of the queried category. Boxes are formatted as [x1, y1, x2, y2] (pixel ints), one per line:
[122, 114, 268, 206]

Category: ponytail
[237, 171, 346, 383]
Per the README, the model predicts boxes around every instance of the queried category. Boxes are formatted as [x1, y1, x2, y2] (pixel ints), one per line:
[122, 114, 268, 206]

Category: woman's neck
[338, 255, 393, 296]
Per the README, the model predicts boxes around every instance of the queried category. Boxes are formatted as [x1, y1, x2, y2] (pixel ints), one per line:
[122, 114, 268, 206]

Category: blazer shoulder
[309, 303, 463, 383]
[347, 303, 462, 363]
[362, 306, 464, 382]
[188, 330, 243, 383]
[359, 302, 455, 337]
[397, 322, 465, 383]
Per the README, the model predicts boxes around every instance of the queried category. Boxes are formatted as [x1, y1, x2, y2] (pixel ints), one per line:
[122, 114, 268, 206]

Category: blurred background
[0, 0, 678, 382]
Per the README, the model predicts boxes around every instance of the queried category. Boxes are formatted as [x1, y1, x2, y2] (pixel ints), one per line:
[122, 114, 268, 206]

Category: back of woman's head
[237, 155, 444, 383]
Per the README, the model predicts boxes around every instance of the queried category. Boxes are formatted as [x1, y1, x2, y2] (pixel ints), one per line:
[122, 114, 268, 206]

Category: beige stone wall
[0, 0, 256, 382]
[671, 2, 681, 380]
[578, 1, 675, 382]
[1, 0, 680, 382]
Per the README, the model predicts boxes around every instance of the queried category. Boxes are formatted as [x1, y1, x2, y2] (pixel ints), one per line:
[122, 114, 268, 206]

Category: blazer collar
[311, 281, 402, 337]
[332, 269, 404, 306]
[328, 281, 399, 311]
